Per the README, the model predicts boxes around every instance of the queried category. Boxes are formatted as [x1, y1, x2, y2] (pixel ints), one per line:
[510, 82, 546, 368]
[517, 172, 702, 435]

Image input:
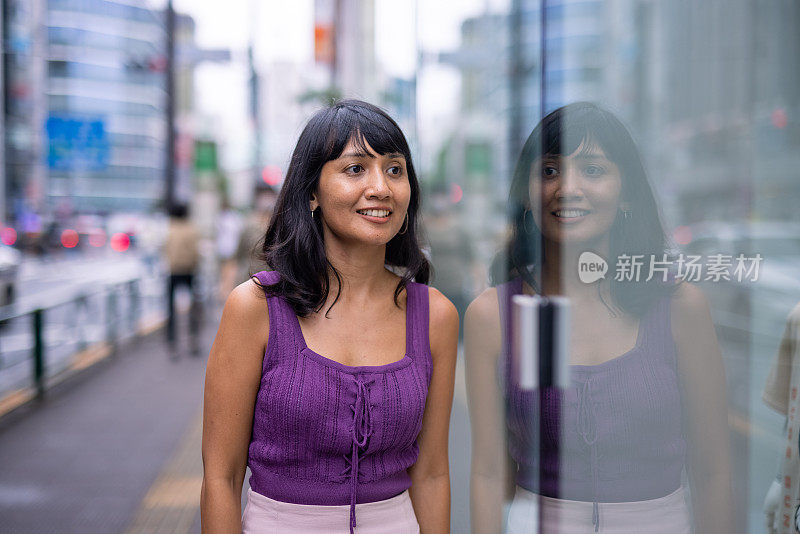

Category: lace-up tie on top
[247, 271, 432, 533]
[576, 377, 600, 531]
[344, 376, 374, 532]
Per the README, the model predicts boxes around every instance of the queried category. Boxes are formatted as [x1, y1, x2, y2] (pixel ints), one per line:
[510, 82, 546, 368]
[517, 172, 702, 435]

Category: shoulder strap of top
[252, 270, 302, 367]
[253, 269, 296, 325]
[253, 269, 279, 286]
[406, 281, 431, 362]
[497, 278, 523, 357]
[641, 294, 676, 363]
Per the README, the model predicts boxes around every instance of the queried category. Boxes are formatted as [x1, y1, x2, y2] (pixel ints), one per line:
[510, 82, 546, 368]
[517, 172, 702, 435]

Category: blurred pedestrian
[424, 190, 477, 335]
[201, 100, 457, 533]
[215, 198, 243, 302]
[230, 184, 277, 290]
[761, 302, 800, 534]
[164, 204, 202, 359]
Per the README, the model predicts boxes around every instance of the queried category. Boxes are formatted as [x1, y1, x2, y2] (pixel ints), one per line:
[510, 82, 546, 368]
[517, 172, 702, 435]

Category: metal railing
[0, 275, 148, 404]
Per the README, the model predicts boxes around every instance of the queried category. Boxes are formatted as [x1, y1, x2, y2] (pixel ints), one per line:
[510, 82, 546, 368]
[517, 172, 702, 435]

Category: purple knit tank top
[248, 270, 432, 533]
[498, 279, 686, 527]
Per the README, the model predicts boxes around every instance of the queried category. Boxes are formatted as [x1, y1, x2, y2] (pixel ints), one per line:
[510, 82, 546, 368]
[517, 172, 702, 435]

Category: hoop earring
[523, 210, 535, 234]
[398, 213, 409, 235]
[311, 208, 316, 219]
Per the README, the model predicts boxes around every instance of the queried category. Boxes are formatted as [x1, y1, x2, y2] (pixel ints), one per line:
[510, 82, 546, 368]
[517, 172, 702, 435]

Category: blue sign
[46, 115, 109, 171]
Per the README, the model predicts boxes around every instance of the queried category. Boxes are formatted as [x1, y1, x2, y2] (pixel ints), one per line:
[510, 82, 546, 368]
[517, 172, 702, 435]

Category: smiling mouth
[357, 209, 392, 218]
[552, 209, 590, 219]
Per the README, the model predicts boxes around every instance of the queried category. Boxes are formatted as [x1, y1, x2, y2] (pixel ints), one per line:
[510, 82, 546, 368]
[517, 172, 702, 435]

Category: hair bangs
[325, 105, 408, 163]
[541, 112, 610, 160]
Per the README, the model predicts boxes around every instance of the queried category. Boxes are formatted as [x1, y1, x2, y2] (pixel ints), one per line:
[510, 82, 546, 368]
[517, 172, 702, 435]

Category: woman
[201, 100, 458, 533]
[465, 103, 733, 533]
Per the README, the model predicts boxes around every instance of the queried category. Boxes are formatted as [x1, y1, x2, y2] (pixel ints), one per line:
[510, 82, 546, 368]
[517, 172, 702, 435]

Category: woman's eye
[542, 165, 558, 178]
[346, 164, 364, 174]
[585, 164, 605, 176]
[387, 165, 402, 176]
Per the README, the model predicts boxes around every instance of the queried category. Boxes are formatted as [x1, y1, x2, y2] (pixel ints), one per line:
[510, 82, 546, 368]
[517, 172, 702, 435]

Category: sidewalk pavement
[0, 306, 220, 534]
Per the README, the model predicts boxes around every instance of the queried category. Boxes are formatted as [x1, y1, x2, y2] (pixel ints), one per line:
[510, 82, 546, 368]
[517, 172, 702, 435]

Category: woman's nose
[556, 168, 584, 199]
[365, 167, 391, 199]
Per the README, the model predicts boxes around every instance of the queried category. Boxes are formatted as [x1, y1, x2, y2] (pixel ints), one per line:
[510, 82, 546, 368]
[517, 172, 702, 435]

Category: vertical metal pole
[129, 279, 140, 335]
[106, 287, 117, 355]
[248, 44, 261, 187]
[332, 0, 341, 89]
[536, 297, 570, 532]
[512, 294, 540, 391]
[0, 0, 6, 225]
[33, 308, 44, 400]
[76, 294, 88, 351]
[540, 0, 549, 120]
[164, 0, 176, 212]
[509, 0, 523, 159]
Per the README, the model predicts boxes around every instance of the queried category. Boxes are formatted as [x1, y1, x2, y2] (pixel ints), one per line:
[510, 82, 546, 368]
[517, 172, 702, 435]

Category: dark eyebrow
[338, 151, 374, 159]
[384, 152, 405, 160]
[573, 153, 607, 160]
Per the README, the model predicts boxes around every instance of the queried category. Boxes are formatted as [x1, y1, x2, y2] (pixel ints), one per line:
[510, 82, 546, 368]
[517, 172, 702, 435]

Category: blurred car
[0, 243, 21, 306]
[681, 221, 800, 337]
[74, 213, 107, 250]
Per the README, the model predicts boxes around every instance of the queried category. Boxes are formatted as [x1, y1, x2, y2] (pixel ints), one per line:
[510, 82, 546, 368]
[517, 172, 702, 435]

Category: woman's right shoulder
[222, 277, 270, 328]
[464, 287, 502, 357]
[465, 287, 500, 326]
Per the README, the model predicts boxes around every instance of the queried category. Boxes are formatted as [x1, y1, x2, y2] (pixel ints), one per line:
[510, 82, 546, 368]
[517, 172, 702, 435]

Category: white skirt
[506, 485, 691, 534]
[242, 487, 420, 534]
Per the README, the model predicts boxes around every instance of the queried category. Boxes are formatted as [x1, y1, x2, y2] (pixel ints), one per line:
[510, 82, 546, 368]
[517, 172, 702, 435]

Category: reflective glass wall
[417, 1, 800, 532]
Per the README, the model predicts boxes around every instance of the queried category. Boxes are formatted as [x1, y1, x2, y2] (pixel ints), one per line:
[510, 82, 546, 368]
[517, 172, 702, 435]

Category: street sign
[46, 114, 109, 171]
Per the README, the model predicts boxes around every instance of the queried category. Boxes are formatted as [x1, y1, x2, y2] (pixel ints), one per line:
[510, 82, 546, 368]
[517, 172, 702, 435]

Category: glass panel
[447, 0, 800, 532]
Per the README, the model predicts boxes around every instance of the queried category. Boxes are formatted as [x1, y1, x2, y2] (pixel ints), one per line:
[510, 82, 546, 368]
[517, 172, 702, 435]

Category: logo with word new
[578, 251, 608, 283]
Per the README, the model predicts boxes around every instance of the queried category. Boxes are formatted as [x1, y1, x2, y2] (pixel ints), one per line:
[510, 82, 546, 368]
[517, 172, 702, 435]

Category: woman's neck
[323, 240, 394, 305]
[540, 237, 610, 299]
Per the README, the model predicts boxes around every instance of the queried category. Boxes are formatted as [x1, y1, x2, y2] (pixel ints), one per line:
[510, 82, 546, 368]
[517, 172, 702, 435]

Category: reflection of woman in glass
[201, 100, 457, 533]
[466, 103, 733, 533]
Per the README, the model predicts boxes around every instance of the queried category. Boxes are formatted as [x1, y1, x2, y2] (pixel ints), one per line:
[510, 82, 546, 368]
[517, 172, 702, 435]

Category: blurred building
[630, 0, 800, 225]
[434, 0, 800, 231]
[44, 0, 170, 214]
[0, 5, 4, 225]
[2, 0, 216, 230]
[436, 2, 620, 271]
[335, 0, 377, 101]
[3, 0, 48, 233]
[260, 61, 317, 183]
[313, 0, 378, 102]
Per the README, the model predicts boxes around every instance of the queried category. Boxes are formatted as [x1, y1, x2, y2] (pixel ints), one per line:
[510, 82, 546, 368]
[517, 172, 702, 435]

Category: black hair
[169, 204, 189, 219]
[256, 99, 430, 317]
[491, 102, 675, 316]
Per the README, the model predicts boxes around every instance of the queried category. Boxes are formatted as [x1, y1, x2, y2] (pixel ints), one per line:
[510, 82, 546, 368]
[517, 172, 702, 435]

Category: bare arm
[201, 280, 268, 533]
[464, 288, 511, 534]
[671, 282, 735, 534]
[408, 288, 458, 534]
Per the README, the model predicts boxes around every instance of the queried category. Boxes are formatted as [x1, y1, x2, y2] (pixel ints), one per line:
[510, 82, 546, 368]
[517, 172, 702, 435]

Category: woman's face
[529, 142, 625, 247]
[312, 138, 411, 248]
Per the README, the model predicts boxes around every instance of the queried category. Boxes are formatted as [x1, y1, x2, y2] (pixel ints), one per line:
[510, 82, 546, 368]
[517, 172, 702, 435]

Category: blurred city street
[0, 251, 474, 532]
[0, 243, 210, 533]
[0, 273, 213, 533]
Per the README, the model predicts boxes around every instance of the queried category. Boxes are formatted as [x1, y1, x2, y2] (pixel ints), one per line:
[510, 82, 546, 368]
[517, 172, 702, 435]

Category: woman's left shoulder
[415, 285, 458, 356]
[668, 280, 714, 338]
[422, 285, 458, 328]
[669, 280, 711, 315]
